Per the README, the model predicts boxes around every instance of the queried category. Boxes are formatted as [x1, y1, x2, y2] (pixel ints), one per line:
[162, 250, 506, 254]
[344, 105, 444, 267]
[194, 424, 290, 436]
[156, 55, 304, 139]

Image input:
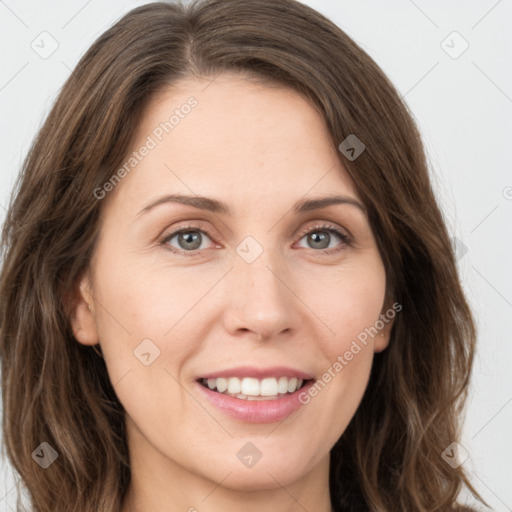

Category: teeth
[202, 376, 306, 398]
[277, 377, 288, 394]
[216, 378, 228, 393]
[227, 377, 241, 394]
[260, 377, 277, 396]
[241, 377, 260, 396]
[287, 377, 298, 393]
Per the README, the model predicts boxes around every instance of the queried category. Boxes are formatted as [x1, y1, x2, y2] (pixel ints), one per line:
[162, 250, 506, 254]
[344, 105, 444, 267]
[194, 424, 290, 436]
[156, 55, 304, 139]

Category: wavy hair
[0, 1, 487, 510]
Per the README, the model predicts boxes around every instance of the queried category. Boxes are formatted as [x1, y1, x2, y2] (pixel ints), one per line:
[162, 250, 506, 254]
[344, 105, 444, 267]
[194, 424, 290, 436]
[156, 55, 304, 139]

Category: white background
[0, 1, 511, 510]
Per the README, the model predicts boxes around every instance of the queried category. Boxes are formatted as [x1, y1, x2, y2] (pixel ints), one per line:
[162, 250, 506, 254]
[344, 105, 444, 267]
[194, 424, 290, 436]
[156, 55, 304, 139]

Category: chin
[194, 449, 315, 491]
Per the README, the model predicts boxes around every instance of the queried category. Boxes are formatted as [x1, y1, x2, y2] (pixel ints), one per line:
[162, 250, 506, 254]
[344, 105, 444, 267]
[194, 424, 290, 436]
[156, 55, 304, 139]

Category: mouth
[194, 366, 316, 423]
[197, 376, 314, 401]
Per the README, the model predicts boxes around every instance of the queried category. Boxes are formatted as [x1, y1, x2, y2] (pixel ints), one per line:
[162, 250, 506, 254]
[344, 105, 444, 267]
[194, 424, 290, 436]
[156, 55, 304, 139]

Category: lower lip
[195, 380, 315, 423]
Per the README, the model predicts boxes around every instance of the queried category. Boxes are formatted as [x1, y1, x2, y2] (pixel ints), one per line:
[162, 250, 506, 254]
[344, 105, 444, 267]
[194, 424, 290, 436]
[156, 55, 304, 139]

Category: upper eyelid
[160, 222, 216, 242]
[295, 223, 351, 239]
[160, 221, 350, 247]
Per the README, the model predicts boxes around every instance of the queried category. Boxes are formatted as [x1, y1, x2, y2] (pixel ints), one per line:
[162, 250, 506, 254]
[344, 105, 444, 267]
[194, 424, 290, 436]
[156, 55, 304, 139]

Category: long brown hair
[0, 1, 488, 510]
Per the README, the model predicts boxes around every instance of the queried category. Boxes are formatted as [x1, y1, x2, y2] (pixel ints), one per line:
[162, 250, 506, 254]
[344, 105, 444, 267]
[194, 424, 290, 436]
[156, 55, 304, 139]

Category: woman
[0, 1, 487, 510]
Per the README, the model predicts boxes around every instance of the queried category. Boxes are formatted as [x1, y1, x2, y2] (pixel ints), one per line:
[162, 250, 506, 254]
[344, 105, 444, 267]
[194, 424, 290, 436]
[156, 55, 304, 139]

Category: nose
[222, 250, 302, 342]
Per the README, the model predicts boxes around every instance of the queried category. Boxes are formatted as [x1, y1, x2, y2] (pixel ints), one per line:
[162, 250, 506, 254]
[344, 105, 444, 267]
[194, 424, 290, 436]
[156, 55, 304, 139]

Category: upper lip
[198, 366, 314, 381]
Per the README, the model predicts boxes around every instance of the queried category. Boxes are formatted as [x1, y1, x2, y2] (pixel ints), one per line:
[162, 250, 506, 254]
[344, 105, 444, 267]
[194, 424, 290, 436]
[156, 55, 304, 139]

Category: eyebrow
[136, 193, 366, 217]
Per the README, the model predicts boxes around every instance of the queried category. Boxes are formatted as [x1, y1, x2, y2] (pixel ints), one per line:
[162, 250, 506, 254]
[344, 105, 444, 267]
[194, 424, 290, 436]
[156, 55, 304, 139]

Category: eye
[160, 224, 215, 255]
[159, 222, 352, 257]
[295, 224, 351, 254]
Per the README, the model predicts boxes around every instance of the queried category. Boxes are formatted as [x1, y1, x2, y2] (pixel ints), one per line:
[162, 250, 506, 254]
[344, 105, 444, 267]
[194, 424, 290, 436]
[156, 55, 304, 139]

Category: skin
[71, 73, 393, 512]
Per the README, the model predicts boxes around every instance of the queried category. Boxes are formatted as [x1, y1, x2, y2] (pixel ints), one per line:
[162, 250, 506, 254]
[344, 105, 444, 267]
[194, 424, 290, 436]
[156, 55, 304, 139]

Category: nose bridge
[239, 252, 285, 303]
[223, 240, 301, 339]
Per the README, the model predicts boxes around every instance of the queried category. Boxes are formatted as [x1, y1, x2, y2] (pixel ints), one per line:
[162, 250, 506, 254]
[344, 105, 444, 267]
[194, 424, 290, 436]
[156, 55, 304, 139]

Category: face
[72, 73, 392, 493]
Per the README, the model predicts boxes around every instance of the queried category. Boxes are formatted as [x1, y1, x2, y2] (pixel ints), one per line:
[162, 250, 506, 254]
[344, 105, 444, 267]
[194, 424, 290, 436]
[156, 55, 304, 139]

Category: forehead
[104, 73, 359, 217]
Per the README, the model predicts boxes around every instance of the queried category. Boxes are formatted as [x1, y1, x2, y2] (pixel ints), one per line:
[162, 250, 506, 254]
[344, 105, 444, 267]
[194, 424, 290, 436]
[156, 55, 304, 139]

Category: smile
[195, 367, 316, 423]
[199, 376, 310, 400]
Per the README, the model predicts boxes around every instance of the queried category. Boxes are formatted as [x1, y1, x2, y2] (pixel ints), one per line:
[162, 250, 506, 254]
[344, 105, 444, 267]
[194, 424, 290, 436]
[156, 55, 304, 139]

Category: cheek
[89, 242, 223, 402]
[301, 274, 381, 442]
[294, 257, 385, 415]
[298, 257, 386, 351]
[90, 256, 197, 435]
[91, 238, 206, 340]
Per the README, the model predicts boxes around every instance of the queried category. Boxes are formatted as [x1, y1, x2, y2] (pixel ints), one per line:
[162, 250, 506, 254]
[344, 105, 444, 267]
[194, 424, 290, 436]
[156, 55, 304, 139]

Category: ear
[374, 296, 398, 353]
[69, 271, 99, 346]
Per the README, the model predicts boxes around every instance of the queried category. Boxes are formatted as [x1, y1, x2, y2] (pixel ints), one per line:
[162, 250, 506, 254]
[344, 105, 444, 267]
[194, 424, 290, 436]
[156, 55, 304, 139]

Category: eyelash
[159, 222, 352, 257]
